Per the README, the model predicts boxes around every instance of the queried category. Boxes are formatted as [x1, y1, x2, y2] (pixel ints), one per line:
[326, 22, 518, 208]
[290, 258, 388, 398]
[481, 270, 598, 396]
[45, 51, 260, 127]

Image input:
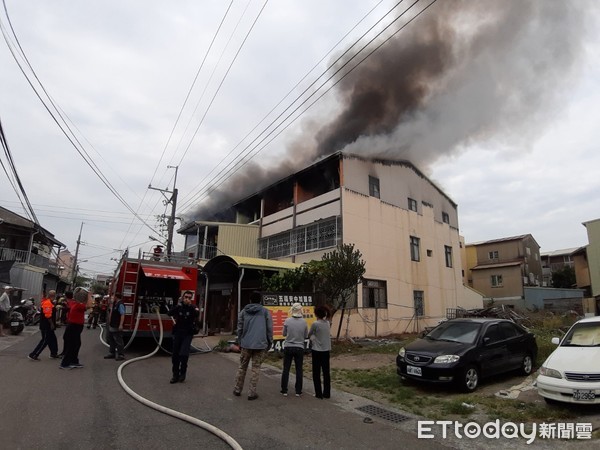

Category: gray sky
[1, 0, 599, 278]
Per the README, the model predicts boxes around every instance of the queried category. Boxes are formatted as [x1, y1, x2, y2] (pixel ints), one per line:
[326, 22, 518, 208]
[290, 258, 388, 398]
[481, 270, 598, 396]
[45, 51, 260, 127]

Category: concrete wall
[339, 160, 465, 337]
[524, 286, 585, 311]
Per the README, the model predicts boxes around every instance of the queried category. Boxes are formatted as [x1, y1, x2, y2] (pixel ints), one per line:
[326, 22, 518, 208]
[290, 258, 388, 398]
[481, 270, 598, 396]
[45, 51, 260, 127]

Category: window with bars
[363, 279, 387, 308]
[413, 290, 424, 316]
[259, 216, 342, 259]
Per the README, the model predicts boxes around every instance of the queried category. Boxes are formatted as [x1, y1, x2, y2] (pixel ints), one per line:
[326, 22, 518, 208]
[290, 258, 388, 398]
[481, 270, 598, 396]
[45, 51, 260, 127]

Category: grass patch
[332, 366, 581, 424]
[441, 399, 477, 417]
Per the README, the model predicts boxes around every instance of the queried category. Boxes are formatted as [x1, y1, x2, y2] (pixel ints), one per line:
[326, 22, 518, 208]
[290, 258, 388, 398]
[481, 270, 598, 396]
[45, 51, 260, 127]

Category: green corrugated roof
[228, 255, 300, 270]
[200, 254, 301, 272]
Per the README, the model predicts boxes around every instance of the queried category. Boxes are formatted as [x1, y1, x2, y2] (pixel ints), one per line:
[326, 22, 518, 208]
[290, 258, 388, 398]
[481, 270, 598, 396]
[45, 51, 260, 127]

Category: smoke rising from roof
[189, 0, 587, 221]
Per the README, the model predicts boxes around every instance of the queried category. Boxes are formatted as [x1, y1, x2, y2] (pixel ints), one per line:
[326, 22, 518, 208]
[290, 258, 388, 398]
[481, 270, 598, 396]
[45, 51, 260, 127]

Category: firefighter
[87, 295, 101, 329]
[99, 295, 108, 323]
[167, 291, 200, 383]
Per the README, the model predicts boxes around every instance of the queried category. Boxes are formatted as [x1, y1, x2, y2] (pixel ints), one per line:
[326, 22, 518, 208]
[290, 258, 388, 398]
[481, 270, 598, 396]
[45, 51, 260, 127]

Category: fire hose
[109, 308, 243, 450]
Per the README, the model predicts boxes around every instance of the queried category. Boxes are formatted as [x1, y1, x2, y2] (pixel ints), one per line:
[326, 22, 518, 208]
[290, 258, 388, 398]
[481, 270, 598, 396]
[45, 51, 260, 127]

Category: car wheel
[460, 365, 479, 392]
[543, 397, 559, 405]
[521, 354, 533, 375]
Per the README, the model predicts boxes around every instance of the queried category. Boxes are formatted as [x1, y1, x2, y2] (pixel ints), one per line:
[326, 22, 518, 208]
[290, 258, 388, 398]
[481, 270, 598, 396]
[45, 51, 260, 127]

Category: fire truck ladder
[122, 260, 140, 328]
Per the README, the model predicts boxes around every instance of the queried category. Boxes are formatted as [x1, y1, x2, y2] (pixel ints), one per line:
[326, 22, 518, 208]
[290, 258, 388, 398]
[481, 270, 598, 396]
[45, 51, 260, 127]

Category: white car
[537, 316, 600, 404]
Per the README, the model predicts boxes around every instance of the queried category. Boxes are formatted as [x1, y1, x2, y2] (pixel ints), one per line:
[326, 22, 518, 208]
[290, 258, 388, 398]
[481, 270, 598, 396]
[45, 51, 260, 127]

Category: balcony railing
[0, 247, 50, 269]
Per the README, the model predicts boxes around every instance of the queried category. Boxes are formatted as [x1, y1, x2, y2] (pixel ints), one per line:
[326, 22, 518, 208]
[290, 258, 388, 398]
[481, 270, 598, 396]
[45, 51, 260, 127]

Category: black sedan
[396, 318, 538, 392]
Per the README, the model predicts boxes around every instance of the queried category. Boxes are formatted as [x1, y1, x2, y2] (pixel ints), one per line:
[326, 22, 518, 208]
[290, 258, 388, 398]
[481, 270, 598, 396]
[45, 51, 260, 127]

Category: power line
[121, 1, 236, 251]
[177, 0, 387, 210]
[0, 0, 159, 238]
[180, 0, 435, 213]
[124, 0, 269, 249]
[0, 114, 39, 224]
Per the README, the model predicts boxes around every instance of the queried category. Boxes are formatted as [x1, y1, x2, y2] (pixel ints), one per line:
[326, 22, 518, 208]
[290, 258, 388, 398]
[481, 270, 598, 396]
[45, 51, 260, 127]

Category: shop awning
[141, 266, 191, 280]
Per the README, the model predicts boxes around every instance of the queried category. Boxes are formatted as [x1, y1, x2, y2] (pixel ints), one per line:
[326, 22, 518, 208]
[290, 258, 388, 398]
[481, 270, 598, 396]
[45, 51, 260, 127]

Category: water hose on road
[115, 308, 243, 450]
[99, 307, 142, 349]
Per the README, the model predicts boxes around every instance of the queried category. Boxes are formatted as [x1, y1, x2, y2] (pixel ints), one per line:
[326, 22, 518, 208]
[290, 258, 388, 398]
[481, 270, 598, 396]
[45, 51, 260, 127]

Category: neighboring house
[180, 152, 483, 338]
[464, 234, 543, 302]
[0, 206, 65, 303]
[95, 274, 113, 287]
[55, 249, 75, 283]
[571, 246, 591, 297]
[540, 247, 578, 287]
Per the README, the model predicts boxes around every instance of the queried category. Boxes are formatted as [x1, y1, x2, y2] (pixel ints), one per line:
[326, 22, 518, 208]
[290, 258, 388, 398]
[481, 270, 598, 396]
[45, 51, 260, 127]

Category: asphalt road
[0, 326, 451, 450]
[3, 327, 598, 449]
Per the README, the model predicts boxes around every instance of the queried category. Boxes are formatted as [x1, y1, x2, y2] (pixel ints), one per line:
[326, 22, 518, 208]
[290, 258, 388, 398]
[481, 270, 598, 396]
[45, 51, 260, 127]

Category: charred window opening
[263, 180, 294, 216]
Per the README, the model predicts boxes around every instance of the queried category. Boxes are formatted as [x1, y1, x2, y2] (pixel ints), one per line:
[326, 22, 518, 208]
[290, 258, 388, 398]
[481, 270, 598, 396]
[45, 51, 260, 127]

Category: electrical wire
[121, 2, 235, 251]
[127, 0, 270, 250]
[177, 0, 415, 211]
[180, 0, 439, 214]
[177, 0, 387, 210]
[124, 1, 262, 250]
[0, 0, 159, 238]
[0, 115, 39, 224]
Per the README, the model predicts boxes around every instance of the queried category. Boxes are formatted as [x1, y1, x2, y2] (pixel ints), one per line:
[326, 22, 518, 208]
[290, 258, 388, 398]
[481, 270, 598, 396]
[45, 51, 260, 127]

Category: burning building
[180, 151, 483, 337]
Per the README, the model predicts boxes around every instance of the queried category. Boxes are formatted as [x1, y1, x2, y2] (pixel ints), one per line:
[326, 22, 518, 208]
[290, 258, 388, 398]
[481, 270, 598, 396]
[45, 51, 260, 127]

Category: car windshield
[561, 322, 600, 347]
[427, 321, 481, 344]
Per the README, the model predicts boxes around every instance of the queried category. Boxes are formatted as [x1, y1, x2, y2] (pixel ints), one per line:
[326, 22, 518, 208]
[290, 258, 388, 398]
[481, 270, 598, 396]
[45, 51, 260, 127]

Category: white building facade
[188, 152, 482, 337]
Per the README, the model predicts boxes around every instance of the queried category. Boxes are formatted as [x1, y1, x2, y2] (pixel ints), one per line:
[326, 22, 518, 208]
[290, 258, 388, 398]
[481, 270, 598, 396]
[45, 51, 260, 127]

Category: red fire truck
[109, 249, 199, 340]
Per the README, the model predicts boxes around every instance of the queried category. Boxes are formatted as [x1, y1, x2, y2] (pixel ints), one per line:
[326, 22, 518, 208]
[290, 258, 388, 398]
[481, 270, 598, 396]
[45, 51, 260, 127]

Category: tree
[551, 266, 576, 289]
[260, 266, 314, 292]
[90, 283, 108, 296]
[316, 244, 366, 339]
[260, 243, 366, 340]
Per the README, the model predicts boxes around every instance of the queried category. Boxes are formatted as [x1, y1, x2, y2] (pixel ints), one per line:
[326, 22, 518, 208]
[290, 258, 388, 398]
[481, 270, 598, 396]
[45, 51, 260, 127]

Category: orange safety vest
[41, 298, 54, 319]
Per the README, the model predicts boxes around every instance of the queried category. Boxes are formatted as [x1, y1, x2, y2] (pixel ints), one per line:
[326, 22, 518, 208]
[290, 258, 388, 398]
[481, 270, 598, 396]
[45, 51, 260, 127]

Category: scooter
[8, 307, 24, 335]
[13, 298, 39, 326]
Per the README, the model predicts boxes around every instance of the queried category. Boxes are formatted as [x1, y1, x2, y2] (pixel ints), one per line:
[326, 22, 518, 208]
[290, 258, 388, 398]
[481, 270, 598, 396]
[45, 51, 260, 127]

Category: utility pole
[72, 222, 84, 286]
[149, 166, 178, 261]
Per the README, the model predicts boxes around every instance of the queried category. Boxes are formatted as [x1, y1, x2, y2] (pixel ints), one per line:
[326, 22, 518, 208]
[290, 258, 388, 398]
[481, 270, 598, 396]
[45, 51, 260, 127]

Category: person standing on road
[167, 291, 200, 383]
[233, 291, 273, 400]
[60, 287, 92, 370]
[280, 303, 308, 397]
[87, 295, 101, 329]
[104, 293, 125, 361]
[28, 290, 59, 360]
[0, 285, 11, 337]
[308, 305, 332, 399]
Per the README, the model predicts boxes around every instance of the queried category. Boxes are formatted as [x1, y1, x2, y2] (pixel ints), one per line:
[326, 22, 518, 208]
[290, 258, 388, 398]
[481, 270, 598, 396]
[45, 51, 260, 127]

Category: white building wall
[337, 157, 466, 338]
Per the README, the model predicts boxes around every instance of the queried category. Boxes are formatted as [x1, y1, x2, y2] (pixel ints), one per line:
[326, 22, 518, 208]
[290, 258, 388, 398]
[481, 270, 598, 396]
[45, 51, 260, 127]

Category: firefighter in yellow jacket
[28, 290, 59, 360]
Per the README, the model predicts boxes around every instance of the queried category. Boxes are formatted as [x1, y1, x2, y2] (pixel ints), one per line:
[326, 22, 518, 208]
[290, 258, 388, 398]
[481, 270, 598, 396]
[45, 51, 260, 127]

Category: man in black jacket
[167, 291, 199, 384]
[104, 293, 126, 361]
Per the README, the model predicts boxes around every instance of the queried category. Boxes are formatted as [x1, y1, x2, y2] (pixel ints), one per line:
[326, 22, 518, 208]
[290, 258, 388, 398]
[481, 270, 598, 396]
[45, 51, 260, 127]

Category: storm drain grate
[356, 405, 411, 424]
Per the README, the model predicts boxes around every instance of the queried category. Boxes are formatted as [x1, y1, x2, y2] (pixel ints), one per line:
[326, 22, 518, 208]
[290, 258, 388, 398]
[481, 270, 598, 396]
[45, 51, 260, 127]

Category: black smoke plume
[189, 0, 588, 221]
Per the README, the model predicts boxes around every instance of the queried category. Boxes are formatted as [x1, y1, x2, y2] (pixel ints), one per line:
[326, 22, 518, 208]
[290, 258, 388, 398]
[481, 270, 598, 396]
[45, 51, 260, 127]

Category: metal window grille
[413, 290, 424, 316]
[259, 216, 341, 259]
